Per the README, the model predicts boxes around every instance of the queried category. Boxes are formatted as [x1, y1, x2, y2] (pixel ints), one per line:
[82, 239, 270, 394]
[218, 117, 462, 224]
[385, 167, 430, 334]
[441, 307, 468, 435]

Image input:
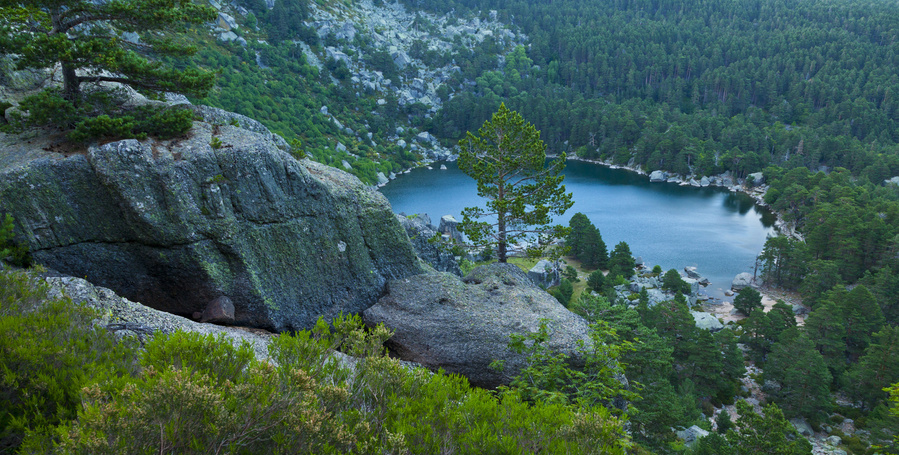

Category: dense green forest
[410, 0, 899, 180]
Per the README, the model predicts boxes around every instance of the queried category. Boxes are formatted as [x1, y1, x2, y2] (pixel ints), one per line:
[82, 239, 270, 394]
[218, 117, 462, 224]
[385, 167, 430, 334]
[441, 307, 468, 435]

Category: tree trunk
[497, 182, 507, 262]
[497, 214, 507, 262]
[51, 7, 80, 103]
[61, 62, 80, 103]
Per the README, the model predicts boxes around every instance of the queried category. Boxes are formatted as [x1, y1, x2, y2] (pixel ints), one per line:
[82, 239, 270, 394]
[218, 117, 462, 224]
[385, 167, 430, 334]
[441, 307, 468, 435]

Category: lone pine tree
[458, 103, 573, 262]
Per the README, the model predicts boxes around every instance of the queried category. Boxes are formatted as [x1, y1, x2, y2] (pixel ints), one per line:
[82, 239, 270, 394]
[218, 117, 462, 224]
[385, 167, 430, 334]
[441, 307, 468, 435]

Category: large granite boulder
[0, 107, 423, 331]
[396, 213, 462, 276]
[732, 272, 754, 290]
[362, 263, 593, 388]
[649, 170, 667, 182]
[691, 311, 724, 331]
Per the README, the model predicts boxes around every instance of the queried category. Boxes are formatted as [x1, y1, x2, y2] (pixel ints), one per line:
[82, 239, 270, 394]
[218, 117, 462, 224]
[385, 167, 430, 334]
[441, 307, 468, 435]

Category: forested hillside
[413, 0, 899, 182]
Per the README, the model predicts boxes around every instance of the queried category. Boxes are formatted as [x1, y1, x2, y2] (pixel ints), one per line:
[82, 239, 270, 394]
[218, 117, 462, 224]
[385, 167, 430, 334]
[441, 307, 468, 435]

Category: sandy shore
[705, 285, 807, 325]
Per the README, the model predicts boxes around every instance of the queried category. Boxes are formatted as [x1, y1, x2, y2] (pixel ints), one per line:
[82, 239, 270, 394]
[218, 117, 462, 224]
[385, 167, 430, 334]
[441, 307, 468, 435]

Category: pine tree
[0, 0, 217, 103]
[733, 287, 763, 316]
[765, 329, 833, 419]
[458, 103, 574, 262]
[608, 241, 636, 278]
[587, 270, 605, 293]
[846, 326, 899, 409]
[727, 401, 812, 455]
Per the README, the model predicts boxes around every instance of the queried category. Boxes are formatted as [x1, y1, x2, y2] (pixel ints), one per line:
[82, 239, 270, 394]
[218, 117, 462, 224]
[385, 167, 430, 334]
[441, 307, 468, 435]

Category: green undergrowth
[0, 267, 630, 454]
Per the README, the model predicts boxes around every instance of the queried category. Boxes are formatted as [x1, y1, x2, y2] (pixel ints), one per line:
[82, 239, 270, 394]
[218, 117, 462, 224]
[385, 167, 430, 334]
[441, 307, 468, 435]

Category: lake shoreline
[560, 154, 801, 241]
[380, 154, 800, 305]
[561, 154, 807, 310]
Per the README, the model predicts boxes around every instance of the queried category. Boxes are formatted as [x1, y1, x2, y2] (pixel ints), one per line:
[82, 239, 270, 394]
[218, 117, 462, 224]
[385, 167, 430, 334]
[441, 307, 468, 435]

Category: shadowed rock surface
[363, 263, 593, 388]
[0, 107, 423, 331]
[395, 213, 462, 276]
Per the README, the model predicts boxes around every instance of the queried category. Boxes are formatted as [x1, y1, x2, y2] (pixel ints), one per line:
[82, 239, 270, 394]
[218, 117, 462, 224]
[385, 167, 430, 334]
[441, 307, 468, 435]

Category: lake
[380, 160, 776, 299]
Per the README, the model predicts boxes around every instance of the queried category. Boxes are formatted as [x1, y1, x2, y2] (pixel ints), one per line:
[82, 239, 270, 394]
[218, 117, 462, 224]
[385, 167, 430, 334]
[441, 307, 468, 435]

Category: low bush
[13, 89, 195, 144]
[11, 309, 632, 454]
[0, 270, 137, 453]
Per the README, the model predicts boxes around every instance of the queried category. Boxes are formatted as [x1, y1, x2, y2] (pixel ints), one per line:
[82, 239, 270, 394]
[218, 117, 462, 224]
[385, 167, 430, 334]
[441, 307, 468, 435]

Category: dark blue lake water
[380, 160, 776, 298]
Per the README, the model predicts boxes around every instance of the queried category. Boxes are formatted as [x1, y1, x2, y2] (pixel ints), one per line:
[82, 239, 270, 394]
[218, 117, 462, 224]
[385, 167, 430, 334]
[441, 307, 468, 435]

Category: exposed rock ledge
[0, 106, 424, 331]
[42, 271, 274, 359]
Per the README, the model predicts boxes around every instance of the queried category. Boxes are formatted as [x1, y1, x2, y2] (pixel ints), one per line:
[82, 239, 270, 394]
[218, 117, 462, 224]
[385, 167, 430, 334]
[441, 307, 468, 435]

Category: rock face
[396, 213, 462, 276]
[527, 259, 557, 288]
[362, 263, 593, 388]
[0, 107, 423, 331]
[732, 272, 754, 290]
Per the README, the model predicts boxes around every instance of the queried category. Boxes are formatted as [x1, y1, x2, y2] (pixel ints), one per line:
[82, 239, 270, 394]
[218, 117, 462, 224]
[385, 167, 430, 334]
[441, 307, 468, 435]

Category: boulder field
[0, 106, 423, 331]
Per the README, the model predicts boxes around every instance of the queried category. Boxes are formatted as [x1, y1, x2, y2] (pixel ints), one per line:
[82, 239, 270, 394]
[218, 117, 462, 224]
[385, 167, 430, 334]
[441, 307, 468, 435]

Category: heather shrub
[0, 270, 137, 453]
[35, 312, 631, 454]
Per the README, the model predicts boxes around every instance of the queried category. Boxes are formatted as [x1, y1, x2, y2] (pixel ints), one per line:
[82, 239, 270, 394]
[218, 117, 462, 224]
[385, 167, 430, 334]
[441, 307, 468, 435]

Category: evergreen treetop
[458, 103, 573, 262]
[0, 0, 217, 103]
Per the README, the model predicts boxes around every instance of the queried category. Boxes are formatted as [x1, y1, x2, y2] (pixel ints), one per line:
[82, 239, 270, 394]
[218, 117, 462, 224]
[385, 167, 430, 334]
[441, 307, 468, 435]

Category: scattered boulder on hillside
[747, 171, 765, 186]
[437, 214, 464, 243]
[676, 425, 710, 447]
[362, 263, 593, 388]
[528, 259, 558, 288]
[396, 213, 462, 276]
[0, 106, 423, 331]
[732, 272, 754, 290]
[691, 311, 724, 331]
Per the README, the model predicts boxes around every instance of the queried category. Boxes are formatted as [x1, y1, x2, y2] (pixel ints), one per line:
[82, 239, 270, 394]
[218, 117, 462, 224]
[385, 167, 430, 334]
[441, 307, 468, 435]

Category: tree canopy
[0, 0, 217, 102]
[458, 103, 573, 262]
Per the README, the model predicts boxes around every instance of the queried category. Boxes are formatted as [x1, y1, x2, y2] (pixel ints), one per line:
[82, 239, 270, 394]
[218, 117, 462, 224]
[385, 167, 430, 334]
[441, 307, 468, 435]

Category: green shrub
[0, 270, 137, 453]
[13, 89, 194, 144]
[33, 310, 632, 454]
[0, 214, 31, 267]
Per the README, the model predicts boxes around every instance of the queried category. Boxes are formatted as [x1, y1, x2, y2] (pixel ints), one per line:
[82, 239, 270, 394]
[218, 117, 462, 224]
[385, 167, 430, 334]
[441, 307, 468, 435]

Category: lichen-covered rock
[0, 107, 423, 331]
[362, 263, 593, 388]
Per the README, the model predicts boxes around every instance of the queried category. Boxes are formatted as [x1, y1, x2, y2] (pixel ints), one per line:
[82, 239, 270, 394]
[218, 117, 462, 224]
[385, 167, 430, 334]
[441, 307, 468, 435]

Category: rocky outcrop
[676, 425, 710, 447]
[43, 272, 274, 358]
[362, 263, 593, 388]
[691, 311, 724, 331]
[732, 272, 754, 290]
[527, 259, 557, 288]
[437, 214, 464, 243]
[0, 107, 423, 331]
[396, 213, 462, 276]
